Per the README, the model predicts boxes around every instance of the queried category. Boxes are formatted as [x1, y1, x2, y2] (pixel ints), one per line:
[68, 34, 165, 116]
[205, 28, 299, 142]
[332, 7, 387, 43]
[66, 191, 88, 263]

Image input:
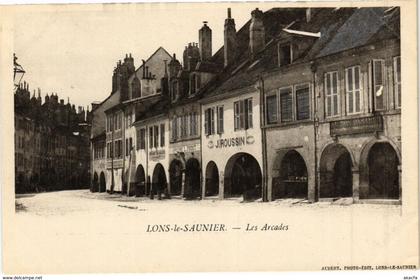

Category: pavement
[8, 189, 407, 274]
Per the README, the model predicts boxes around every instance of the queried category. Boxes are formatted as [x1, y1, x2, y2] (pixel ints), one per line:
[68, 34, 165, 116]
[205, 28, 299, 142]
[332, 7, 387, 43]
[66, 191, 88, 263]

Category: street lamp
[13, 53, 25, 89]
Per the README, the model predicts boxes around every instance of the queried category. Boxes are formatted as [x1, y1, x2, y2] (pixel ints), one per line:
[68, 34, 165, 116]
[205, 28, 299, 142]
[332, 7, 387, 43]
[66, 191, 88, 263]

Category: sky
[13, 3, 280, 109]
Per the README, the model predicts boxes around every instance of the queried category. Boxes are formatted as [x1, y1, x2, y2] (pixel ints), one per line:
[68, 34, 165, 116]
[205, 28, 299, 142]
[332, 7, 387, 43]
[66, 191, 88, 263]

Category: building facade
[15, 83, 91, 193]
[90, 7, 401, 204]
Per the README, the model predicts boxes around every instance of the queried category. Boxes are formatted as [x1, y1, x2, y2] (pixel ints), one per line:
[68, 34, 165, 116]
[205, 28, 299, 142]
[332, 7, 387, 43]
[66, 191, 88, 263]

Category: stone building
[90, 7, 401, 204]
[14, 82, 91, 193]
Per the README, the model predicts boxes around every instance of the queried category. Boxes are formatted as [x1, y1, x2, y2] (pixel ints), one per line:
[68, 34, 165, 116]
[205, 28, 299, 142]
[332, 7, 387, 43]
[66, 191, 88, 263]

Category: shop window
[324, 71, 340, 117]
[394, 56, 401, 108]
[345, 66, 362, 114]
[280, 87, 293, 122]
[372, 59, 385, 111]
[295, 84, 310, 120]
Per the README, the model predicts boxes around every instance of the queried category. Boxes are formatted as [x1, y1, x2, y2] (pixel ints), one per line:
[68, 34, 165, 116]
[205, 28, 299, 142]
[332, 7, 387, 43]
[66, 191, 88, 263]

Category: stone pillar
[307, 169, 316, 203]
[219, 171, 224, 199]
[398, 164, 402, 201]
[352, 167, 360, 202]
[181, 171, 186, 197]
[267, 175, 273, 201]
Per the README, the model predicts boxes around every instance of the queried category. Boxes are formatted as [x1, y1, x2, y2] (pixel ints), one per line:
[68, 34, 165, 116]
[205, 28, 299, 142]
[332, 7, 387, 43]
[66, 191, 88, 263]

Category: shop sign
[208, 135, 255, 149]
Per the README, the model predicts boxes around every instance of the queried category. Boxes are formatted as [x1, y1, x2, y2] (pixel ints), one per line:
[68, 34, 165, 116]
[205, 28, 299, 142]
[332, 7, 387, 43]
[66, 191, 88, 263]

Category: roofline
[133, 46, 173, 73]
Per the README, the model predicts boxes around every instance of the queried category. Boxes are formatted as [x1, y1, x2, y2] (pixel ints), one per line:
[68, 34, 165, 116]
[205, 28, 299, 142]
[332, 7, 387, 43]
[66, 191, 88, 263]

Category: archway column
[181, 172, 186, 197]
[352, 167, 360, 202]
[398, 164, 402, 201]
[219, 171, 224, 199]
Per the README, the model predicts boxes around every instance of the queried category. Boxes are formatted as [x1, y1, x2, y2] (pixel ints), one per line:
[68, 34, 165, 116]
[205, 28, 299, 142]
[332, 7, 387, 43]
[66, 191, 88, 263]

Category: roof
[200, 7, 400, 102]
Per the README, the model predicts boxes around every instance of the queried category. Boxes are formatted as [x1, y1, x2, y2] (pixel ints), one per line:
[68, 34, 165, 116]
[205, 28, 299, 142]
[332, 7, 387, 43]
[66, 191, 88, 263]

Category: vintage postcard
[0, 0, 418, 275]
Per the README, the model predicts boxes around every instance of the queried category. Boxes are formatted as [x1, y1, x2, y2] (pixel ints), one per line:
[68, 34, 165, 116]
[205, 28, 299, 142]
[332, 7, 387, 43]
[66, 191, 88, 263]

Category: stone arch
[205, 161, 219, 197]
[272, 150, 308, 199]
[92, 172, 99, 192]
[359, 138, 401, 199]
[185, 158, 201, 199]
[99, 172, 106, 192]
[319, 143, 354, 198]
[224, 153, 262, 200]
[169, 159, 183, 196]
[134, 164, 146, 196]
[151, 163, 167, 198]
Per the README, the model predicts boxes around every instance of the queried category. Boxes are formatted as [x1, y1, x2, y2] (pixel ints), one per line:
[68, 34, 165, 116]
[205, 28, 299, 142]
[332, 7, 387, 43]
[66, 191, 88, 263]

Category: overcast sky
[13, 3, 279, 109]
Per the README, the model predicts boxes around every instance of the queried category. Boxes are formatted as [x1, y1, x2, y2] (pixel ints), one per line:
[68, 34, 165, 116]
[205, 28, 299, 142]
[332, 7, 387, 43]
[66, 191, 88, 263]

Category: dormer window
[190, 74, 201, 96]
[278, 43, 293, 66]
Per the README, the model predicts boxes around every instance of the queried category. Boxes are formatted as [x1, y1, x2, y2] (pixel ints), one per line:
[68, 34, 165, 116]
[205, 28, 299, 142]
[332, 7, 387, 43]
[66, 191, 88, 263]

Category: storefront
[201, 88, 263, 200]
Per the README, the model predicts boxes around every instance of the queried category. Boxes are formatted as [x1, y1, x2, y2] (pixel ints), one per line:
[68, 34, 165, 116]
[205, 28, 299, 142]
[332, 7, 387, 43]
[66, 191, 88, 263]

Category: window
[129, 138, 132, 153]
[204, 108, 215, 135]
[160, 124, 165, 147]
[345, 66, 362, 114]
[295, 84, 310, 120]
[324, 71, 339, 117]
[266, 92, 278, 124]
[140, 129, 146, 149]
[278, 44, 292, 66]
[280, 87, 293, 122]
[216, 106, 224, 134]
[372, 59, 385, 111]
[125, 139, 129, 156]
[149, 127, 153, 149]
[171, 118, 177, 140]
[234, 98, 253, 130]
[153, 125, 159, 148]
[394, 56, 401, 108]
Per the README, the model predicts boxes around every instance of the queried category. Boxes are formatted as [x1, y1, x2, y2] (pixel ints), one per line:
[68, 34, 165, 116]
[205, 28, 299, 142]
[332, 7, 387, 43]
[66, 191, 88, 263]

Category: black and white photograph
[2, 1, 418, 276]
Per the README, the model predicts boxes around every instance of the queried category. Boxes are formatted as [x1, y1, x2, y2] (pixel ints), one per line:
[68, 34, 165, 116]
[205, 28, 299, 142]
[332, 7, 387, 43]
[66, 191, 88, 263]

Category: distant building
[14, 82, 91, 193]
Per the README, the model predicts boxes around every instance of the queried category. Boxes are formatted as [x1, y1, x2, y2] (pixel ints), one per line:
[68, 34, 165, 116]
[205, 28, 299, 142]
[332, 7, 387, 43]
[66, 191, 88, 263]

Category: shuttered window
[149, 127, 153, 148]
[153, 126, 159, 148]
[234, 98, 253, 130]
[160, 124, 165, 147]
[394, 56, 401, 108]
[346, 66, 362, 114]
[266, 93, 278, 124]
[280, 87, 293, 122]
[246, 98, 253, 129]
[325, 71, 339, 117]
[217, 106, 224, 134]
[204, 108, 215, 135]
[373, 59, 385, 111]
[296, 84, 310, 120]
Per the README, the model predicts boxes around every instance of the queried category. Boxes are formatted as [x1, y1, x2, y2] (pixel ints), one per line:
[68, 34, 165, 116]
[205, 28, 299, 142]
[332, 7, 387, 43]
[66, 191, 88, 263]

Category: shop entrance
[367, 142, 399, 199]
[92, 172, 99, 192]
[135, 164, 146, 196]
[224, 153, 262, 200]
[320, 144, 353, 198]
[99, 172, 106, 192]
[151, 163, 167, 199]
[169, 159, 183, 196]
[278, 150, 308, 198]
[185, 158, 201, 199]
[205, 161, 219, 196]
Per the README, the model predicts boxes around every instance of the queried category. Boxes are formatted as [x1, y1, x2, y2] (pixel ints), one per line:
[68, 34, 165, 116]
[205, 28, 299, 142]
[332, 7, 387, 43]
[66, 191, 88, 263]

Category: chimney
[199, 21, 212, 61]
[249, 8, 265, 58]
[224, 8, 237, 67]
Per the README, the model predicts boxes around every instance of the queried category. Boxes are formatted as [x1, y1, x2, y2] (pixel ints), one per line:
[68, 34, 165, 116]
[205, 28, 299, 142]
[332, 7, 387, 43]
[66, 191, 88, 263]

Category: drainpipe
[311, 62, 319, 202]
[259, 75, 268, 202]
